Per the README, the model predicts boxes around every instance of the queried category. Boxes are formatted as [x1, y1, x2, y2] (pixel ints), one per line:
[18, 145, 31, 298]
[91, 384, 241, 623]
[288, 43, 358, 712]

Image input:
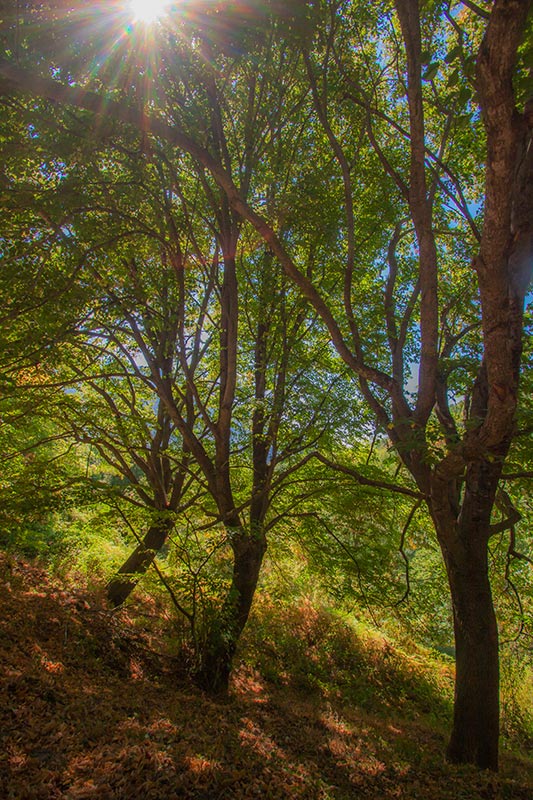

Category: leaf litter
[0, 553, 531, 799]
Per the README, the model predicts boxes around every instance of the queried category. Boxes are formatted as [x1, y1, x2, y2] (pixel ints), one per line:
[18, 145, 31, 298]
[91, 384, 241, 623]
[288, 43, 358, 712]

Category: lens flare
[130, 0, 169, 24]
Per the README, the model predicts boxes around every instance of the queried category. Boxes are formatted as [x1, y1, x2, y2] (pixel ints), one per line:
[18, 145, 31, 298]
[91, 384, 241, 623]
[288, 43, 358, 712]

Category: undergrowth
[1, 552, 532, 799]
[243, 595, 455, 726]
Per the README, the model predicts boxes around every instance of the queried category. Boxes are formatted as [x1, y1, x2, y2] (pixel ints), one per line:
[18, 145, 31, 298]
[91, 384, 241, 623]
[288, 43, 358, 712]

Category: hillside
[0, 553, 531, 800]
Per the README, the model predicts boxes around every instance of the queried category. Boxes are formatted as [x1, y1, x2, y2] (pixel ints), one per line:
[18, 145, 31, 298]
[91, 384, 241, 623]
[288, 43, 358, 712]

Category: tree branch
[302, 451, 425, 499]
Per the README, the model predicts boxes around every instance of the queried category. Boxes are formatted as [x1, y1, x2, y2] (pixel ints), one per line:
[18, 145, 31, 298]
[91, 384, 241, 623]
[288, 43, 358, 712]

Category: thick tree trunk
[443, 537, 499, 770]
[432, 460, 501, 771]
[194, 528, 267, 695]
[107, 518, 175, 607]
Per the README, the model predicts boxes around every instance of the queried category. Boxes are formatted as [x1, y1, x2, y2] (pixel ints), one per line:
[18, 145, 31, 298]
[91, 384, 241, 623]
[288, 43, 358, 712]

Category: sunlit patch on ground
[129, 655, 145, 680]
[232, 663, 271, 703]
[7, 747, 28, 770]
[184, 754, 220, 774]
[239, 715, 286, 760]
[319, 707, 356, 737]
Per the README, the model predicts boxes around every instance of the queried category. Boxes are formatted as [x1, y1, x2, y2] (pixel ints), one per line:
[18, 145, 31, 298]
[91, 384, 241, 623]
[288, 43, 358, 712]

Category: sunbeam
[130, 0, 170, 24]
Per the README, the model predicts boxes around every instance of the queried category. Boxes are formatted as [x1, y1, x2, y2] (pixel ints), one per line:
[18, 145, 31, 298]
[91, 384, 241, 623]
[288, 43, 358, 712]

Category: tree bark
[445, 543, 499, 770]
[432, 458, 501, 770]
[107, 517, 175, 607]
[194, 527, 267, 695]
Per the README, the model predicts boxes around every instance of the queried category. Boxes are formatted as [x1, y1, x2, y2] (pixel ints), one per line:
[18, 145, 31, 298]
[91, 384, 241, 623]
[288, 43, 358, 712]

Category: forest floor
[0, 552, 532, 800]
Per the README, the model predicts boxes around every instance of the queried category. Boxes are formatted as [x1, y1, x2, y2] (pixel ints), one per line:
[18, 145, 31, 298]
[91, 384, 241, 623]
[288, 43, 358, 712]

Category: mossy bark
[107, 518, 174, 607]
[194, 529, 267, 695]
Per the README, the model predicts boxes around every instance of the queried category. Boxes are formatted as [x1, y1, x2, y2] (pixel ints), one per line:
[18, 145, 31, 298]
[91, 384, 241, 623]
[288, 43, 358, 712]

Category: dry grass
[0, 553, 531, 799]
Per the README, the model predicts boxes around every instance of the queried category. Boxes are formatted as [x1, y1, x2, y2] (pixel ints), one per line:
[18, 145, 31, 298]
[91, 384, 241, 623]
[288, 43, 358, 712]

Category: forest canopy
[0, 0, 532, 777]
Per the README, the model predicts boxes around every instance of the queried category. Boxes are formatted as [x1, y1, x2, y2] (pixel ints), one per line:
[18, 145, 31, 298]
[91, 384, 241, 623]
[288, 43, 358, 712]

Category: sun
[130, 0, 169, 24]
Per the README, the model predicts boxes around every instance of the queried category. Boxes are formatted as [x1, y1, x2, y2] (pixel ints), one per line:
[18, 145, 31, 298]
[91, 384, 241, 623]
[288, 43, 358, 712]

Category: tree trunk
[107, 517, 175, 607]
[194, 527, 267, 695]
[432, 460, 501, 771]
[445, 544, 499, 770]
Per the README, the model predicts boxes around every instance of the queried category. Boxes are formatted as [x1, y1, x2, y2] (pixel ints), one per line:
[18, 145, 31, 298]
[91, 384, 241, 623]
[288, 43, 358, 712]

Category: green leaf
[447, 69, 460, 88]
[457, 86, 473, 105]
[423, 62, 439, 82]
[444, 45, 462, 64]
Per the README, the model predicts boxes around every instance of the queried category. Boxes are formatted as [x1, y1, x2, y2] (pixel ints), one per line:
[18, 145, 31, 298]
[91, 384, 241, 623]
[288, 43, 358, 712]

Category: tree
[231, 0, 532, 769]
[1, 58, 339, 692]
[260, 0, 532, 770]
[182, 0, 532, 768]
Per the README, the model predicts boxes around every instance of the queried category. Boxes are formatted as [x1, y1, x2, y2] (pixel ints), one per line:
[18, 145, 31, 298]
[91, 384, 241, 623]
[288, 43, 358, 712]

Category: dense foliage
[0, 0, 532, 775]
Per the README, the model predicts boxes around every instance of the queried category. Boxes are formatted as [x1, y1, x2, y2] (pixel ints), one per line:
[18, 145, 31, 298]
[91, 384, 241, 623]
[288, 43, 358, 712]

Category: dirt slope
[0, 553, 531, 799]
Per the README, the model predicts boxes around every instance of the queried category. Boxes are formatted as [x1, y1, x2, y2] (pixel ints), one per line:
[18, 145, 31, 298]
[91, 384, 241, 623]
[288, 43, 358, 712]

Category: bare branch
[394, 499, 423, 606]
[300, 451, 424, 499]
